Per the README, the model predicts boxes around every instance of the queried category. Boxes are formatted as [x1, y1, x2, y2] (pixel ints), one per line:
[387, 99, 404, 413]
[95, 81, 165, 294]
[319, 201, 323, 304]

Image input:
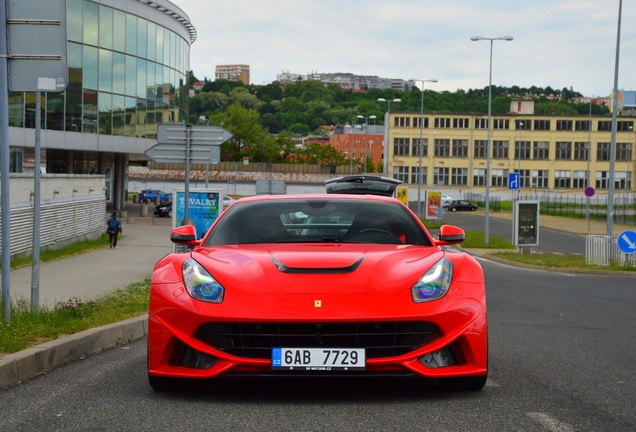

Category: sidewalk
[1, 217, 173, 389]
[487, 210, 634, 237]
[8, 218, 173, 310]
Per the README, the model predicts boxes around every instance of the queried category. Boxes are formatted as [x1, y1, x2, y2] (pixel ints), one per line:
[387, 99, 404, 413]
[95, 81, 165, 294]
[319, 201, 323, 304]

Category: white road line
[473, 256, 576, 276]
[527, 412, 575, 432]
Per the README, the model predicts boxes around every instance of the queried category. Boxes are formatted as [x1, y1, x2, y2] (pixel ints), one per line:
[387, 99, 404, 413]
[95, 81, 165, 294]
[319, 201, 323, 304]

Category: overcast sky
[174, 0, 634, 97]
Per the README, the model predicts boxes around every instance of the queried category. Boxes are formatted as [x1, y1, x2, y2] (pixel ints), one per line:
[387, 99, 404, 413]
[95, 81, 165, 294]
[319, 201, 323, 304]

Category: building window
[617, 142, 632, 162]
[434, 117, 451, 128]
[533, 141, 550, 160]
[532, 170, 549, 189]
[412, 138, 428, 157]
[10, 148, 23, 172]
[518, 169, 531, 188]
[434, 139, 450, 157]
[574, 142, 589, 161]
[474, 140, 487, 158]
[617, 121, 633, 132]
[475, 118, 488, 129]
[597, 142, 611, 161]
[453, 118, 469, 128]
[615, 172, 630, 190]
[492, 140, 508, 159]
[516, 119, 531, 130]
[411, 166, 426, 185]
[575, 120, 590, 132]
[534, 119, 551, 131]
[451, 167, 468, 186]
[393, 166, 409, 183]
[413, 117, 429, 128]
[394, 116, 410, 128]
[596, 171, 609, 189]
[573, 170, 587, 188]
[598, 121, 612, 131]
[515, 141, 531, 160]
[555, 142, 572, 160]
[493, 119, 509, 130]
[554, 170, 571, 188]
[434, 167, 449, 186]
[491, 169, 508, 187]
[393, 138, 409, 156]
[473, 168, 486, 186]
[556, 120, 573, 131]
[452, 139, 468, 157]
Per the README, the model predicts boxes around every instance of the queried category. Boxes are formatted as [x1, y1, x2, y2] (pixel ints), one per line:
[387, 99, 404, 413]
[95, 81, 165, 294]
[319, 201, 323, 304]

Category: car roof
[325, 175, 402, 197]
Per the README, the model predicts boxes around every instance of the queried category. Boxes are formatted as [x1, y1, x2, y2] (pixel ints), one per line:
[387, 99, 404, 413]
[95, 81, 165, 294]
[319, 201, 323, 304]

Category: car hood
[192, 244, 445, 294]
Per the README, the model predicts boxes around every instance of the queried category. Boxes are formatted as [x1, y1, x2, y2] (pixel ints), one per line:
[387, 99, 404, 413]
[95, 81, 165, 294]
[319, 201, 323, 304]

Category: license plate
[272, 348, 366, 371]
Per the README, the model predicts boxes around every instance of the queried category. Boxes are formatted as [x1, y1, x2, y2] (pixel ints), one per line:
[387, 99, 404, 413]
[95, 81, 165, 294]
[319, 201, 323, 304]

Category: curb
[465, 249, 636, 276]
[0, 314, 148, 389]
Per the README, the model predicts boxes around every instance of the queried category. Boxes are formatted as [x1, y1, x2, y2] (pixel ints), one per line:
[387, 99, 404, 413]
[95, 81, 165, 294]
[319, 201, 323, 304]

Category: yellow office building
[386, 105, 634, 195]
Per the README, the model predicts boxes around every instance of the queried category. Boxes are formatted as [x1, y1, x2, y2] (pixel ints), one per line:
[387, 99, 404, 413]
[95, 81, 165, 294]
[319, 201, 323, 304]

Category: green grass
[491, 251, 636, 271]
[2, 233, 112, 270]
[0, 280, 150, 354]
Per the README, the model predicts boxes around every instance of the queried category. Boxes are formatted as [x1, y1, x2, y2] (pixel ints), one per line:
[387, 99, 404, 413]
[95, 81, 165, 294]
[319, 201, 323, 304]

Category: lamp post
[377, 98, 401, 176]
[344, 121, 359, 175]
[412, 79, 438, 218]
[470, 35, 513, 247]
[357, 115, 377, 173]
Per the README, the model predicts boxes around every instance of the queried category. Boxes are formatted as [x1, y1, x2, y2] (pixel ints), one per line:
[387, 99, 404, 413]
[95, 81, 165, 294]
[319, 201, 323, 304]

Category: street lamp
[357, 115, 377, 173]
[411, 79, 438, 218]
[344, 121, 360, 175]
[377, 98, 401, 176]
[470, 35, 513, 247]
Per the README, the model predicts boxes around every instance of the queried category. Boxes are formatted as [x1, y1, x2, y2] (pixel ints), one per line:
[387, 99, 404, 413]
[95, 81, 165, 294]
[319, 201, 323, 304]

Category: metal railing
[586, 235, 636, 267]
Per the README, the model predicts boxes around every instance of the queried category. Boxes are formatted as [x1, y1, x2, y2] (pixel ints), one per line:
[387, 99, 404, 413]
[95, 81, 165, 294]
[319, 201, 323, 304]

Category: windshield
[203, 199, 432, 246]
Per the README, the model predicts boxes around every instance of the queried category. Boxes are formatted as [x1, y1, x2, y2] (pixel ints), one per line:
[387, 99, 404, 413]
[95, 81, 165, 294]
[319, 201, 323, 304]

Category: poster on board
[173, 188, 224, 240]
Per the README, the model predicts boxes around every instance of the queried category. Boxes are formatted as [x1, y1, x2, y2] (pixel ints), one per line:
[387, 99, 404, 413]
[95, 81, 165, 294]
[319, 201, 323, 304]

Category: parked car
[441, 194, 454, 207]
[325, 175, 402, 197]
[147, 193, 487, 392]
[154, 202, 173, 218]
[445, 200, 478, 212]
[154, 195, 237, 218]
[138, 189, 172, 204]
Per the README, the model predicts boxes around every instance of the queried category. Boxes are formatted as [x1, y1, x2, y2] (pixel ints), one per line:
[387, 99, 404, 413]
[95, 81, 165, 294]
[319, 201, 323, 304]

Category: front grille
[194, 322, 441, 359]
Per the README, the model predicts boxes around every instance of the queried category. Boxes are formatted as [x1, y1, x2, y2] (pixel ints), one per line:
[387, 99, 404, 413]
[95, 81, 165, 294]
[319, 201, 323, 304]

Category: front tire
[149, 374, 180, 391]
[451, 207, 457, 212]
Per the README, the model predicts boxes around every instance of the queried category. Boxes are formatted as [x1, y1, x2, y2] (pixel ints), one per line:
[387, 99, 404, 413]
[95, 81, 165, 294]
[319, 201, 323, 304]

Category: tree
[300, 143, 347, 165]
[216, 102, 267, 161]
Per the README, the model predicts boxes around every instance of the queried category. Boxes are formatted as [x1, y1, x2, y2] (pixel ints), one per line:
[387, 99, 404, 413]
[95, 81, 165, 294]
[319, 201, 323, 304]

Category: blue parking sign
[508, 173, 520, 190]
[617, 230, 636, 254]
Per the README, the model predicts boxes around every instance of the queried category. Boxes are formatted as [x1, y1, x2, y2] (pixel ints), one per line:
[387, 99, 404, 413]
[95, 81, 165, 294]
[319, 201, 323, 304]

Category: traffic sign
[617, 230, 636, 254]
[144, 143, 220, 164]
[156, 124, 232, 146]
[508, 172, 520, 190]
[584, 186, 595, 197]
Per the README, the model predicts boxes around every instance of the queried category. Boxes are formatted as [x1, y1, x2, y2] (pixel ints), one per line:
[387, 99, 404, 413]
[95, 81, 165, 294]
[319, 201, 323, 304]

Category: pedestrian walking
[107, 211, 122, 248]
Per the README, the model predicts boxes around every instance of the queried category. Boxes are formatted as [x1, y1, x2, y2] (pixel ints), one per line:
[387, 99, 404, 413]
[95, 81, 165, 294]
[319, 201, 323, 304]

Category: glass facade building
[7, 0, 195, 207]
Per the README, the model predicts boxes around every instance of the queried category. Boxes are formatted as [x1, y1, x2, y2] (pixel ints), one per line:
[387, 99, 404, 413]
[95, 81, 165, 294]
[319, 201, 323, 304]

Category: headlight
[411, 257, 453, 302]
[183, 258, 224, 303]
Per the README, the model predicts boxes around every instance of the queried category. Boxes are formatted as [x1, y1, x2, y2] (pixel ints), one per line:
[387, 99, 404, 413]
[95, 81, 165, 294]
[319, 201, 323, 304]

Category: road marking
[527, 412, 575, 432]
[473, 256, 576, 276]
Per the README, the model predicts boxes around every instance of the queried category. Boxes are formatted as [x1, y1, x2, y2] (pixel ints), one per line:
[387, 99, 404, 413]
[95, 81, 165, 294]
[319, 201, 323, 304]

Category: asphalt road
[441, 212, 587, 254]
[1, 259, 634, 431]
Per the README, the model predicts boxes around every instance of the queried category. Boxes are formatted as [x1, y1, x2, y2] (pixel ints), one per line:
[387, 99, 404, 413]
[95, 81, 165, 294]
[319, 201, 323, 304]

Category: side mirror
[435, 224, 465, 246]
[170, 224, 201, 247]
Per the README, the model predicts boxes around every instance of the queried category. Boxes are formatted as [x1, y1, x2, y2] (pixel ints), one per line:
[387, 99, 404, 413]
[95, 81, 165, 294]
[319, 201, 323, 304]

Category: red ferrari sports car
[147, 193, 487, 391]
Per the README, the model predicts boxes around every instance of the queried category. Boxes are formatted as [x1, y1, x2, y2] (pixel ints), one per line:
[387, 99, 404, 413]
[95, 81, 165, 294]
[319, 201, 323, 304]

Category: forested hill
[182, 76, 610, 166]
[187, 76, 609, 136]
